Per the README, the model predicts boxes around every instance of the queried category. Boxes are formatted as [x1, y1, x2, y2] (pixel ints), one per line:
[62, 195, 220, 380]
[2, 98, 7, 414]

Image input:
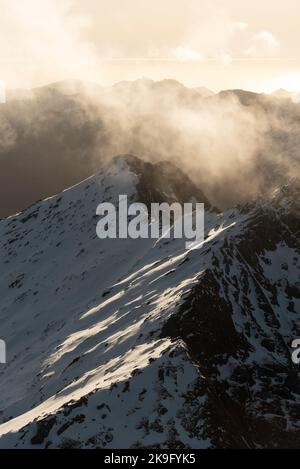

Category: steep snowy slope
[0, 156, 299, 448]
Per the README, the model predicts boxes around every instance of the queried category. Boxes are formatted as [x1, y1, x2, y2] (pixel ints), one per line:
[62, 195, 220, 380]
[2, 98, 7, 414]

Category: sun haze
[1, 0, 300, 92]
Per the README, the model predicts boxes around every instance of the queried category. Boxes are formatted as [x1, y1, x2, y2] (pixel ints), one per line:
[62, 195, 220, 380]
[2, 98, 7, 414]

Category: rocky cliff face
[162, 181, 300, 448]
[0, 156, 299, 448]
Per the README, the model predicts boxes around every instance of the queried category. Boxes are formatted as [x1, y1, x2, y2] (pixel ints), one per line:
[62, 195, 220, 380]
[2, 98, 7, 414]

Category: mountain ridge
[0, 155, 299, 448]
[1, 78, 300, 217]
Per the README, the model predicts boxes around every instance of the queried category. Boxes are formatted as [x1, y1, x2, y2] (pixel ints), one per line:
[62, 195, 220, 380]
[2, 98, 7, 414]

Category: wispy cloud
[219, 54, 233, 66]
[0, 0, 292, 89]
[253, 31, 279, 48]
[233, 22, 248, 31]
[174, 47, 203, 62]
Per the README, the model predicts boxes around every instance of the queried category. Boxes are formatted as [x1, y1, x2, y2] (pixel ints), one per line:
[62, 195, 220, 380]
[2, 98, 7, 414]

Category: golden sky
[1, 0, 300, 92]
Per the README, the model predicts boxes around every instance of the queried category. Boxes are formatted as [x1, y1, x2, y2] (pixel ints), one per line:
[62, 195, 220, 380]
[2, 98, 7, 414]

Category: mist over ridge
[0, 78, 299, 218]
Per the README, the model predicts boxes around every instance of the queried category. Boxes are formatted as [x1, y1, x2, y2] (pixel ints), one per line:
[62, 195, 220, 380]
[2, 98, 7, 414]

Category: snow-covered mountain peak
[0, 157, 299, 449]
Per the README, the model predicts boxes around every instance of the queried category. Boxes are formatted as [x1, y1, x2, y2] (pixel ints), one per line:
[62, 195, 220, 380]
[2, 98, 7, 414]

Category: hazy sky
[1, 0, 300, 91]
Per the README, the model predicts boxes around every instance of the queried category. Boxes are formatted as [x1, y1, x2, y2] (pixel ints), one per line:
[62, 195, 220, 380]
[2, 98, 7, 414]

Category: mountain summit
[0, 156, 299, 448]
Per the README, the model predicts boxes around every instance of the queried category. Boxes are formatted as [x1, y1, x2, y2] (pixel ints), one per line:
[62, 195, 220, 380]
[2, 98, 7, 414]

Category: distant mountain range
[0, 79, 300, 218]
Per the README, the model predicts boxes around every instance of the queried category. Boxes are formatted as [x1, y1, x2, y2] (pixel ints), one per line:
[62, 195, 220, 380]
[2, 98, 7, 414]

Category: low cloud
[0, 79, 299, 217]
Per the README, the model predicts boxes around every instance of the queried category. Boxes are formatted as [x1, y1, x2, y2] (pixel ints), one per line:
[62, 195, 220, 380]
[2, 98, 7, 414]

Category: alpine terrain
[0, 154, 299, 449]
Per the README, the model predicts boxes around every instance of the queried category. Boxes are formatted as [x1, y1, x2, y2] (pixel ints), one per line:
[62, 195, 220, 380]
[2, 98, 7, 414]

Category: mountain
[0, 155, 299, 449]
[271, 89, 294, 100]
[0, 78, 209, 219]
[271, 89, 300, 103]
[193, 86, 214, 98]
[1, 79, 300, 218]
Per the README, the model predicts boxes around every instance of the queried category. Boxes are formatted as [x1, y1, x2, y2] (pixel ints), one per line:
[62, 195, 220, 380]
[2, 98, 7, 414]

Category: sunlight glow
[264, 73, 300, 93]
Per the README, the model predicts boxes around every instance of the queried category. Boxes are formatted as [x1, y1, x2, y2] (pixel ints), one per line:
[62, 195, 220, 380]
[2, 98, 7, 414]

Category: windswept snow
[0, 157, 299, 448]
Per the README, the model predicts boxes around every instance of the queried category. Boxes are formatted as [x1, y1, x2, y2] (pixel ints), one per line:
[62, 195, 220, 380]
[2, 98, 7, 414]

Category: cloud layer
[0, 0, 298, 90]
